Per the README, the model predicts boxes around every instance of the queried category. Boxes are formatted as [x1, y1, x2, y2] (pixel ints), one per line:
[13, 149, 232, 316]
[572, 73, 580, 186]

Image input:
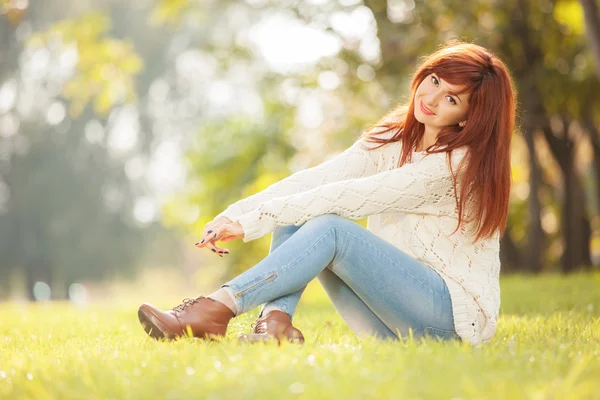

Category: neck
[416, 126, 439, 152]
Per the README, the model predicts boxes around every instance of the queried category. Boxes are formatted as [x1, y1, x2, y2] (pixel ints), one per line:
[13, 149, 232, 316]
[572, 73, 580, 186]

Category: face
[413, 73, 470, 131]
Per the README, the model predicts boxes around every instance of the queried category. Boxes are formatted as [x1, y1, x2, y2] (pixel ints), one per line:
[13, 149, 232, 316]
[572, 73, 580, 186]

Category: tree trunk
[25, 268, 36, 302]
[509, 0, 548, 273]
[500, 224, 522, 273]
[582, 110, 600, 220]
[542, 124, 592, 272]
[580, 0, 600, 80]
[562, 147, 579, 272]
[523, 127, 545, 273]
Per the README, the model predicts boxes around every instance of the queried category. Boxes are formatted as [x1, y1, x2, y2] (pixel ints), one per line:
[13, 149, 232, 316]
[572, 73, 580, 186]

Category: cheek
[414, 86, 423, 98]
[455, 108, 468, 122]
[440, 106, 466, 124]
[415, 80, 429, 96]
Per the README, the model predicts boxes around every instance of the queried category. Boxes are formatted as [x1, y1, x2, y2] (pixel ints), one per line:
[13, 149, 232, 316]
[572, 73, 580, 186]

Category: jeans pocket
[423, 326, 461, 341]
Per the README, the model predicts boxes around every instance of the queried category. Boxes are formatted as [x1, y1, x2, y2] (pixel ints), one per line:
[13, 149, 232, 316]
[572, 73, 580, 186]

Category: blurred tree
[580, 0, 600, 80]
[579, 0, 600, 262]
[165, 0, 600, 274]
[28, 12, 143, 117]
[157, 0, 389, 275]
[362, 0, 599, 272]
[0, 1, 177, 300]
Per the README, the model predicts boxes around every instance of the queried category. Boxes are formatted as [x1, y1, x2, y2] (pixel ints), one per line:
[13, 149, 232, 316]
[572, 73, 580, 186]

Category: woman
[138, 41, 517, 346]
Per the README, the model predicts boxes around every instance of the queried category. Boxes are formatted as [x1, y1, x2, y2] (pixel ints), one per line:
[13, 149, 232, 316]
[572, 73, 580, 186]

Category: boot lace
[172, 296, 203, 313]
[250, 320, 267, 334]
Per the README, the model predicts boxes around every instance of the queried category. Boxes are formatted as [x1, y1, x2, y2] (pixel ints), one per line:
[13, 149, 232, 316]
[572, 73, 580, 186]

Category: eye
[431, 75, 439, 85]
[446, 95, 457, 105]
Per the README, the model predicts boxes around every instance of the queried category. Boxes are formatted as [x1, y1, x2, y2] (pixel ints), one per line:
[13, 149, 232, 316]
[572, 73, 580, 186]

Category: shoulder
[448, 146, 469, 171]
[429, 146, 469, 167]
[359, 121, 402, 152]
[416, 146, 469, 176]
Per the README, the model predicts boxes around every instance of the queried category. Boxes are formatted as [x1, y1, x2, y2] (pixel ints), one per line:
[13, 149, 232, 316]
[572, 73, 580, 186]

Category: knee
[306, 213, 347, 229]
[273, 224, 302, 237]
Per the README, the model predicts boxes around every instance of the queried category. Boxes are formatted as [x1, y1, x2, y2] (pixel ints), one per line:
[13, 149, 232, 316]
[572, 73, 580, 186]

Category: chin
[413, 108, 426, 124]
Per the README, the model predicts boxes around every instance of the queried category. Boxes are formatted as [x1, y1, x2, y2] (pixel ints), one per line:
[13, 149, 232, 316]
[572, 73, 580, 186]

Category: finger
[203, 228, 230, 254]
[199, 218, 230, 246]
[196, 225, 221, 248]
[195, 224, 237, 250]
[204, 235, 230, 252]
[195, 235, 219, 249]
[204, 240, 229, 256]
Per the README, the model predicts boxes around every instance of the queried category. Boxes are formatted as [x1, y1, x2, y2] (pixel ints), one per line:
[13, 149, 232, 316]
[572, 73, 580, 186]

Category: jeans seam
[335, 229, 450, 300]
[233, 226, 336, 312]
[233, 273, 278, 299]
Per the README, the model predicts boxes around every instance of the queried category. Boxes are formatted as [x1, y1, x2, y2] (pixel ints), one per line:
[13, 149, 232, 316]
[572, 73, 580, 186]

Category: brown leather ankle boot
[238, 310, 305, 344]
[138, 296, 234, 340]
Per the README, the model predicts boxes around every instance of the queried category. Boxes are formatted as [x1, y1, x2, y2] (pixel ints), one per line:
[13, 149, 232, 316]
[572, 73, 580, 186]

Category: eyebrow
[436, 76, 463, 104]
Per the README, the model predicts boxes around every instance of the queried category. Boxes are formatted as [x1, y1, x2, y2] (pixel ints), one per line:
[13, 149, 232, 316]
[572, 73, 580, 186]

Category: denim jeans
[222, 214, 460, 341]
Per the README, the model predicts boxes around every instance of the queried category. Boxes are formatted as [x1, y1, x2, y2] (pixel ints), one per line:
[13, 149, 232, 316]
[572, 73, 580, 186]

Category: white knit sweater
[215, 127, 501, 345]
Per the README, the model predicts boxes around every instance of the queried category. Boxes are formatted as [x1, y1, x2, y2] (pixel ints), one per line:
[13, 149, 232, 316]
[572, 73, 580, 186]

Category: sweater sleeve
[235, 149, 467, 242]
[213, 134, 387, 223]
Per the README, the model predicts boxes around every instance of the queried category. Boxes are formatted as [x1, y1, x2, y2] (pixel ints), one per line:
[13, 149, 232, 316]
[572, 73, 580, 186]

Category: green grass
[1, 272, 599, 399]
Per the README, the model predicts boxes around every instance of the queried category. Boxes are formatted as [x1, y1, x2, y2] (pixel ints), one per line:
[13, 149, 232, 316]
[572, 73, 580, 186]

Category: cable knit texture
[215, 125, 501, 346]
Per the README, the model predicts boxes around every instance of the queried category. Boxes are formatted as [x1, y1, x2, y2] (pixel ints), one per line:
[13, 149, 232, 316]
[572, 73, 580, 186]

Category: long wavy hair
[360, 41, 517, 242]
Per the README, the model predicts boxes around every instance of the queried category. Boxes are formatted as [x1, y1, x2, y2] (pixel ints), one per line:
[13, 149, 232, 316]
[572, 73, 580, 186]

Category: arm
[214, 132, 392, 222]
[235, 149, 468, 242]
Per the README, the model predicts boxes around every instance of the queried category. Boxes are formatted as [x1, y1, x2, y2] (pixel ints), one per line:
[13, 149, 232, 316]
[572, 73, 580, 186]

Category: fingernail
[200, 239, 204, 243]
[214, 233, 217, 237]
[212, 249, 216, 252]
[218, 251, 223, 253]
[195, 242, 200, 245]
[207, 230, 213, 234]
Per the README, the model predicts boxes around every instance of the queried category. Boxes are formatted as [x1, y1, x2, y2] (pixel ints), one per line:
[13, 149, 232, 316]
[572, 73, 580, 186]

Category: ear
[459, 120, 467, 127]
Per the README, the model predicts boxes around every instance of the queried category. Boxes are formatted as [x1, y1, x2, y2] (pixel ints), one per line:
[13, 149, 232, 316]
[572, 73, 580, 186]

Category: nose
[423, 87, 441, 107]
[423, 93, 437, 108]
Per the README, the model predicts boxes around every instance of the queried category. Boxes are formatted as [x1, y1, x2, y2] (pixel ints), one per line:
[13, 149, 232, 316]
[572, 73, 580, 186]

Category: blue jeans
[222, 214, 460, 341]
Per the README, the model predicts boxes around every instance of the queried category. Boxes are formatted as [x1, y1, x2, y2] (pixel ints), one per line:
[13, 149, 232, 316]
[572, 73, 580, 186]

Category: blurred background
[1, 0, 599, 304]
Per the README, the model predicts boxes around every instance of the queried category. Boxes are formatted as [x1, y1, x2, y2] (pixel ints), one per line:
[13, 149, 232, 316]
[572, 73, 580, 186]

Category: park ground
[1, 272, 599, 399]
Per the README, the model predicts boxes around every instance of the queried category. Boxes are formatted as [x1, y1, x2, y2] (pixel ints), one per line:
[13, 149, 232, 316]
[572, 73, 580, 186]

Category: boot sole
[138, 307, 172, 340]
[137, 306, 226, 341]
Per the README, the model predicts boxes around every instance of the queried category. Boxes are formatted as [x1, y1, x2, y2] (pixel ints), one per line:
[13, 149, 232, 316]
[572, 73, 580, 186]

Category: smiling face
[413, 73, 470, 132]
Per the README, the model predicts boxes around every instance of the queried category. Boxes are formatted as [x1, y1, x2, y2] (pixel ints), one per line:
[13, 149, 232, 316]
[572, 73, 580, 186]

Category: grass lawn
[1, 272, 599, 399]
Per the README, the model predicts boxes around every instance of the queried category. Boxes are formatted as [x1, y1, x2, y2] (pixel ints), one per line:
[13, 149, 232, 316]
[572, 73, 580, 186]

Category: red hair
[360, 41, 517, 242]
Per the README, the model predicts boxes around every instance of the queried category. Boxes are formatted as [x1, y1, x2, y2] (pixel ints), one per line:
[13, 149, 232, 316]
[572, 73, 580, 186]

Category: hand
[195, 217, 245, 257]
[194, 216, 232, 256]
[214, 216, 244, 242]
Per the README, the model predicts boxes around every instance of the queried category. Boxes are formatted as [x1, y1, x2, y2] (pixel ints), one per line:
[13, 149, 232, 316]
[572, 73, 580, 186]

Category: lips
[420, 101, 435, 116]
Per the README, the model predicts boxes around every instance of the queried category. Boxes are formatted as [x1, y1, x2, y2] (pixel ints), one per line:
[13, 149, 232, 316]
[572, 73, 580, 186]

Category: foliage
[173, 0, 600, 271]
[2, 0, 600, 302]
[0, 7, 154, 299]
[150, 0, 192, 27]
[27, 12, 143, 117]
[164, 104, 300, 273]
